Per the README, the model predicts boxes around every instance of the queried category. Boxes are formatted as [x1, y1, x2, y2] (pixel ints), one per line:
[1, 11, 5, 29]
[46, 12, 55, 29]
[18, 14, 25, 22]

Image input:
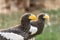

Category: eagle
[0, 13, 37, 40]
[28, 13, 50, 39]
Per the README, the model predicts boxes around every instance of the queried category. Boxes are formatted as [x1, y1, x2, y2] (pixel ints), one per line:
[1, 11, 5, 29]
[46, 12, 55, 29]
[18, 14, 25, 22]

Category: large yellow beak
[29, 14, 37, 20]
[43, 14, 50, 21]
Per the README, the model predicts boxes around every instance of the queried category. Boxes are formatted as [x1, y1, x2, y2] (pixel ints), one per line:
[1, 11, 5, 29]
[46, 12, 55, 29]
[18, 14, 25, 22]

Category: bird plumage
[0, 32, 24, 40]
[0, 13, 37, 40]
[28, 13, 50, 39]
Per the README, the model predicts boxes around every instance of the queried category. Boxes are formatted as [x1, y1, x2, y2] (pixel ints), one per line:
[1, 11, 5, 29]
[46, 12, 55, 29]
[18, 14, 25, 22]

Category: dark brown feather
[28, 14, 46, 39]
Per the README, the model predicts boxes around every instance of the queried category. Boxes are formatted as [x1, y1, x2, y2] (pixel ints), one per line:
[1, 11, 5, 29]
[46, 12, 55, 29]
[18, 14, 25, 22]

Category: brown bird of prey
[27, 13, 50, 39]
[0, 13, 37, 40]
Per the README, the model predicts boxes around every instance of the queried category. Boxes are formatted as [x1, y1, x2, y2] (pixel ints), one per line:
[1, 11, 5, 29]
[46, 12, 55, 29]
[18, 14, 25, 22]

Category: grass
[0, 12, 22, 29]
[0, 9, 60, 40]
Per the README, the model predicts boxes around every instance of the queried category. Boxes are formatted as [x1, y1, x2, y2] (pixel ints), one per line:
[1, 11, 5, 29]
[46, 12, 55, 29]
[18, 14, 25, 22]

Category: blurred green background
[0, 9, 60, 40]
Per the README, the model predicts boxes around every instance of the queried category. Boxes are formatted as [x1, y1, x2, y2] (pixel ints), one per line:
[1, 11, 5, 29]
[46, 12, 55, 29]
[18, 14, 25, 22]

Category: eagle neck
[21, 19, 30, 25]
[37, 19, 45, 32]
[38, 19, 45, 24]
[20, 19, 30, 33]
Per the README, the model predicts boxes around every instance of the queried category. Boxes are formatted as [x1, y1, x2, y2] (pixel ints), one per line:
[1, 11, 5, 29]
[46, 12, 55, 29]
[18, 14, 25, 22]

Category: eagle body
[0, 32, 24, 40]
[0, 25, 29, 40]
[28, 13, 49, 39]
[0, 13, 37, 40]
[28, 19, 45, 39]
